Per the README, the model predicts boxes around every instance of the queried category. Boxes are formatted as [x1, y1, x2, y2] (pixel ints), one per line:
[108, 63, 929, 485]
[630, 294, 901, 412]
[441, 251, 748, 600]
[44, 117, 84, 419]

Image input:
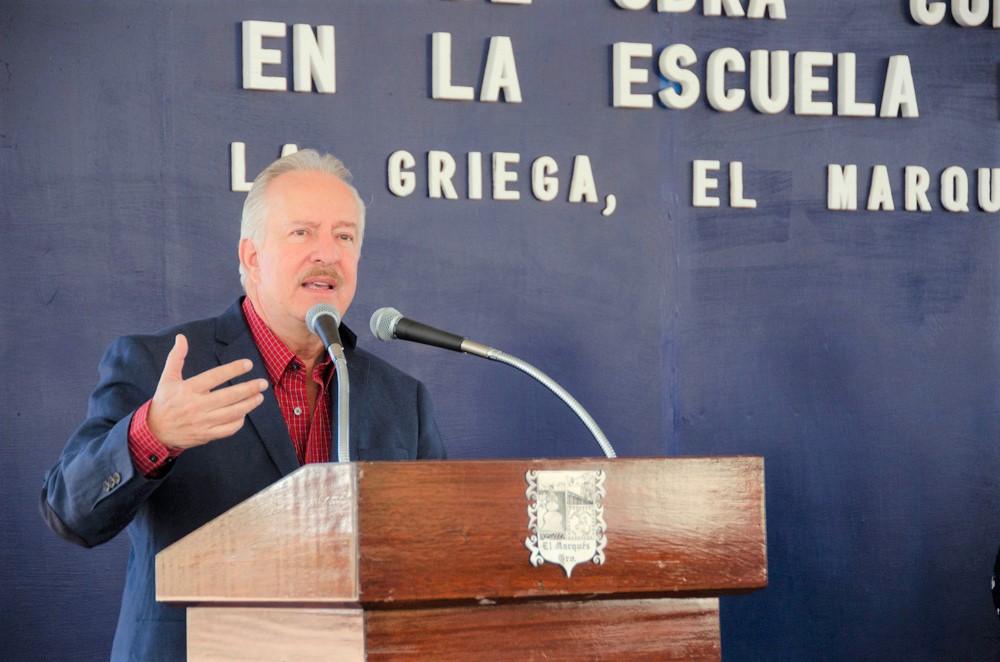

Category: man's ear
[239, 237, 260, 283]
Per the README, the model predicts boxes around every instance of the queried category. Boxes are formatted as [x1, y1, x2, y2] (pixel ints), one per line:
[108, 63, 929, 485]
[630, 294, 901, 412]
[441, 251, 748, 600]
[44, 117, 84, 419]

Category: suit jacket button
[112, 472, 121, 484]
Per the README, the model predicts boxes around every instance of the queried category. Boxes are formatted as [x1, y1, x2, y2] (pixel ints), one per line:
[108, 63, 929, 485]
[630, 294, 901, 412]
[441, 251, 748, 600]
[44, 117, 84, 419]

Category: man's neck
[244, 294, 326, 368]
[287, 337, 326, 371]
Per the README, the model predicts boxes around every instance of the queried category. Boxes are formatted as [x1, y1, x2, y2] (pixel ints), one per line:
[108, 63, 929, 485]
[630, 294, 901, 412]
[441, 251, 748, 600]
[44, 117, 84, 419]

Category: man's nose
[311, 232, 342, 263]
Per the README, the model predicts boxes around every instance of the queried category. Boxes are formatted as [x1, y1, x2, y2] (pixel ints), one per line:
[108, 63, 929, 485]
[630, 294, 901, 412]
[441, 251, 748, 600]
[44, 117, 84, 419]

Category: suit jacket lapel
[216, 299, 301, 476]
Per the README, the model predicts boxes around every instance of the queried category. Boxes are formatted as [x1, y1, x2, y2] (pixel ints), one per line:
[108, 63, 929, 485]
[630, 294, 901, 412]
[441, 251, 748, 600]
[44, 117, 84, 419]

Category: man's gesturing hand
[146, 334, 269, 450]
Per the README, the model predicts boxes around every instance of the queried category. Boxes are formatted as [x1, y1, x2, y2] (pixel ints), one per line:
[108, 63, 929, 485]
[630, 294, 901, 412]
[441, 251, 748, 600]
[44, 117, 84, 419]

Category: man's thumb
[161, 334, 188, 382]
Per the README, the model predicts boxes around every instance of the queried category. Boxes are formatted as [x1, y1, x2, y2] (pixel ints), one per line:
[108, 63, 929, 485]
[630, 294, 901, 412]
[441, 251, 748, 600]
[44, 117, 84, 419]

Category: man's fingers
[159, 334, 189, 384]
[186, 358, 256, 392]
[201, 392, 267, 435]
[155, 389, 266, 449]
[203, 378, 270, 411]
[205, 416, 253, 440]
[149, 337, 271, 449]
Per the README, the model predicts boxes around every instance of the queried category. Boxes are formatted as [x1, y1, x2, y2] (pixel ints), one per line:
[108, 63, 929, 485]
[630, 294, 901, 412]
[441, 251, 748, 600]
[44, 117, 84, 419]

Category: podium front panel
[365, 597, 721, 661]
[357, 457, 766, 603]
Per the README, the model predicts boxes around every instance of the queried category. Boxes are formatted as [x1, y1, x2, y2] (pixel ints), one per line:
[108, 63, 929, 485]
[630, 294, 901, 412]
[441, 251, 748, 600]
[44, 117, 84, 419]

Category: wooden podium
[156, 458, 766, 660]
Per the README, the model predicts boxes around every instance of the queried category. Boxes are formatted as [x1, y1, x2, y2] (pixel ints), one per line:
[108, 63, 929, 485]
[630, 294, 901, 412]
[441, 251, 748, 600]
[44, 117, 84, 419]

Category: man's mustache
[299, 268, 345, 288]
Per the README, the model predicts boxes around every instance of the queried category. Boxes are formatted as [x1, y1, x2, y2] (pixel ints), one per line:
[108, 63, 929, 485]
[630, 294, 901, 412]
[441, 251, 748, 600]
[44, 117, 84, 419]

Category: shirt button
[149, 454, 158, 463]
[293, 407, 303, 416]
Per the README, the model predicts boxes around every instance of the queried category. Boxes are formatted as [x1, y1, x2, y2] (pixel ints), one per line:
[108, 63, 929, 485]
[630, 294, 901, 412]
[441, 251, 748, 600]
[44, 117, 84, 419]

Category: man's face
[239, 170, 361, 341]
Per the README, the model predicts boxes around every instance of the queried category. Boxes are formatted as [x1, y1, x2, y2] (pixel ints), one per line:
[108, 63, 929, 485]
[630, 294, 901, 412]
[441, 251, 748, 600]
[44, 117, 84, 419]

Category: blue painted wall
[2, 1, 998, 659]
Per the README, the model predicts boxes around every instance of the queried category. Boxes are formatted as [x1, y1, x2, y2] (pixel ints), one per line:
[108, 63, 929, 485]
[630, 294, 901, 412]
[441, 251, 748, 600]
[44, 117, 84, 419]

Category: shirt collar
[242, 297, 336, 385]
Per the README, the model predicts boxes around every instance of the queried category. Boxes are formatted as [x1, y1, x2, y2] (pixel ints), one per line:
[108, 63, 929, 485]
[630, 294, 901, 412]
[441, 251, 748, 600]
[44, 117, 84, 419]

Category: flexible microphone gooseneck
[306, 304, 350, 463]
[369, 307, 617, 459]
[370, 307, 493, 358]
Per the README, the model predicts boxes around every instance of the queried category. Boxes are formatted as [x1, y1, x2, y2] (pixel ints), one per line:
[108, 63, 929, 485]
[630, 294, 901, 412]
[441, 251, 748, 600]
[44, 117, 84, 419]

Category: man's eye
[339, 234, 355, 242]
[292, 229, 308, 237]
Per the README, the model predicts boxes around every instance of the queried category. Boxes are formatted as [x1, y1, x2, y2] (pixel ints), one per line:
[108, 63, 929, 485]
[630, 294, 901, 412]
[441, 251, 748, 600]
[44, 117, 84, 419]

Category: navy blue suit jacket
[41, 299, 445, 660]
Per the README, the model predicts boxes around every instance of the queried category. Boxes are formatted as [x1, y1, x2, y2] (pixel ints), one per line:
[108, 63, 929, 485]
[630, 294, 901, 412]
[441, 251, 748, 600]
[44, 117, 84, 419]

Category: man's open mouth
[302, 279, 336, 290]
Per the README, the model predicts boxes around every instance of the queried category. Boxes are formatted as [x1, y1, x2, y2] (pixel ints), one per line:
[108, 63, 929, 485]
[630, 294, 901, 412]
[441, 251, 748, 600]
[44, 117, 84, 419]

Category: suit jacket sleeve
[416, 379, 447, 460]
[40, 334, 171, 548]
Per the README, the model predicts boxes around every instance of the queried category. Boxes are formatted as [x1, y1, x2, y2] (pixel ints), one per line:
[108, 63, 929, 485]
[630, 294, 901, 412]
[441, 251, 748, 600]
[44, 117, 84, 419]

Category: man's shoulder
[348, 342, 419, 385]
[344, 335, 437, 398]
[105, 299, 245, 361]
[117, 300, 243, 344]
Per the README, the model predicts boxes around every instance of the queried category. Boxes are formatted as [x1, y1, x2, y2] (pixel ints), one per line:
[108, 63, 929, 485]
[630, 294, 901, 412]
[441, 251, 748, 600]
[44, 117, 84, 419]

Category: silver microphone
[306, 303, 350, 463]
[306, 303, 343, 351]
[369, 307, 491, 357]
[368, 307, 617, 458]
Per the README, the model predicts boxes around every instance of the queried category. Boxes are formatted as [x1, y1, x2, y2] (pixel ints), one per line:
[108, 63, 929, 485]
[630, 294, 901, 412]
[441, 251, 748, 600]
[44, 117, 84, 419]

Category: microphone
[306, 304, 343, 351]
[306, 303, 350, 463]
[369, 307, 617, 458]
[369, 307, 493, 358]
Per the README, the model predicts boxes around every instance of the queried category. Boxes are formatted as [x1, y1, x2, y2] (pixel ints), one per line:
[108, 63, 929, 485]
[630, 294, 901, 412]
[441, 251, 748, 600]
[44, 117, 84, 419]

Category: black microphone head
[306, 303, 341, 336]
[370, 307, 403, 341]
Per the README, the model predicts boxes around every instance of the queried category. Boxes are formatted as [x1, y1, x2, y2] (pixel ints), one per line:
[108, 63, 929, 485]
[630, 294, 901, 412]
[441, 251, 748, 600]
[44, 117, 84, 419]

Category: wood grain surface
[365, 597, 721, 661]
[157, 464, 359, 603]
[357, 457, 766, 603]
[157, 457, 764, 658]
[187, 607, 364, 661]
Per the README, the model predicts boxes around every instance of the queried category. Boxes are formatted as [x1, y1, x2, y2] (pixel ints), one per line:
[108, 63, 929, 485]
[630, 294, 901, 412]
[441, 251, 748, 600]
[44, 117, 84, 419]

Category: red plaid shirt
[128, 298, 333, 475]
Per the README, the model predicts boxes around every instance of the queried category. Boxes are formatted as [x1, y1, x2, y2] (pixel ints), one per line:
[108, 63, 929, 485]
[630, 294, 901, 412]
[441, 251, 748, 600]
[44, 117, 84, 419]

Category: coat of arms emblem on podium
[524, 469, 607, 577]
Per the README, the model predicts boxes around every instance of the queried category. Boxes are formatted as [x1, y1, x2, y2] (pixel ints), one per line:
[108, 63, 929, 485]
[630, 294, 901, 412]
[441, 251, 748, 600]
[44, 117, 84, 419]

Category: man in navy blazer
[40, 150, 446, 660]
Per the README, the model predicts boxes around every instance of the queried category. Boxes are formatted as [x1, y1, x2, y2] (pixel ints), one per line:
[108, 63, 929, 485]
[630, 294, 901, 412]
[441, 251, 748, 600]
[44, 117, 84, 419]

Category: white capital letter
[827, 164, 858, 211]
[568, 155, 598, 203]
[904, 166, 932, 211]
[730, 161, 757, 209]
[481, 36, 522, 103]
[704, 0, 746, 17]
[953, 0, 990, 26]
[837, 53, 876, 117]
[493, 152, 521, 201]
[613, 42, 654, 108]
[388, 150, 416, 197]
[909, 0, 947, 24]
[468, 152, 484, 200]
[881, 55, 919, 118]
[242, 21, 287, 91]
[706, 48, 746, 112]
[941, 166, 970, 212]
[978, 168, 1000, 212]
[693, 160, 721, 208]
[432, 33, 475, 101]
[867, 165, 895, 211]
[795, 51, 834, 116]
[748, 0, 787, 19]
[532, 156, 559, 202]
[749, 50, 789, 114]
[658, 44, 700, 109]
[230, 142, 251, 192]
[292, 24, 335, 93]
[428, 151, 459, 200]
